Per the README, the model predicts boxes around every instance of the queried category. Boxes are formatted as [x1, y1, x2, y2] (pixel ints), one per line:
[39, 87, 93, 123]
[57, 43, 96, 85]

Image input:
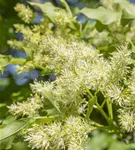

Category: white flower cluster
[9, 32, 135, 132]
[25, 116, 93, 150]
[118, 109, 135, 132]
[8, 94, 42, 117]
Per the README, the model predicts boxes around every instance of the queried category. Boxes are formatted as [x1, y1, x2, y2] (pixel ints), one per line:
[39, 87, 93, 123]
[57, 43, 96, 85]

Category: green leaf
[0, 119, 29, 149]
[86, 95, 97, 119]
[68, 20, 81, 31]
[10, 58, 26, 65]
[29, 2, 58, 22]
[0, 54, 26, 73]
[23, 47, 33, 59]
[86, 131, 111, 150]
[80, 7, 121, 25]
[121, 18, 132, 26]
[43, 90, 61, 114]
[115, 0, 135, 19]
[0, 136, 15, 149]
[10, 142, 30, 150]
[109, 141, 129, 150]
[129, 19, 135, 28]
[34, 115, 60, 123]
[45, 108, 59, 116]
[1, 116, 16, 127]
[60, 0, 72, 17]
[95, 20, 108, 32]
[86, 131, 131, 150]
[0, 55, 12, 73]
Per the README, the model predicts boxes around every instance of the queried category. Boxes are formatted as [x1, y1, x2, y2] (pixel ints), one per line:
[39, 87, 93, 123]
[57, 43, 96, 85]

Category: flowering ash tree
[1, 0, 135, 149]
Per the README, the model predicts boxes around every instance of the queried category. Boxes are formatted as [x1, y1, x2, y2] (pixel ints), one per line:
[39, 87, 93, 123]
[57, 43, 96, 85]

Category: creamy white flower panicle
[128, 68, 135, 95]
[8, 94, 42, 116]
[118, 109, 135, 132]
[24, 116, 92, 150]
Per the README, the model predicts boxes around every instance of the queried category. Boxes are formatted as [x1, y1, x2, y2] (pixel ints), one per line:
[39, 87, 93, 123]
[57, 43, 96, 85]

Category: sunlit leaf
[43, 90, 61, 114]
[0, 55, 12, 73]
[115, 0, 135, 19]
[10, 57, 26, 65]
[60, 0, 72, 17]
[0, 54, 26, 73]
[80, 7, 122, 25]
[29, 2, 58, 22]
[35, 115, 60, 123]
[0, 118, 29, 149]
[0, 54, 12, 68]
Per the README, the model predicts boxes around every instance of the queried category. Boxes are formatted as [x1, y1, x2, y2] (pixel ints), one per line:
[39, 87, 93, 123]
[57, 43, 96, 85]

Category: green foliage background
[0, 0, 22, 53]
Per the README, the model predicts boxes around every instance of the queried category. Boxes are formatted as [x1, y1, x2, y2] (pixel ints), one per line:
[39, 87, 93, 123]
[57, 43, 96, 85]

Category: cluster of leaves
[1, 0, 135, 150]
[80, 0, 135, 56]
